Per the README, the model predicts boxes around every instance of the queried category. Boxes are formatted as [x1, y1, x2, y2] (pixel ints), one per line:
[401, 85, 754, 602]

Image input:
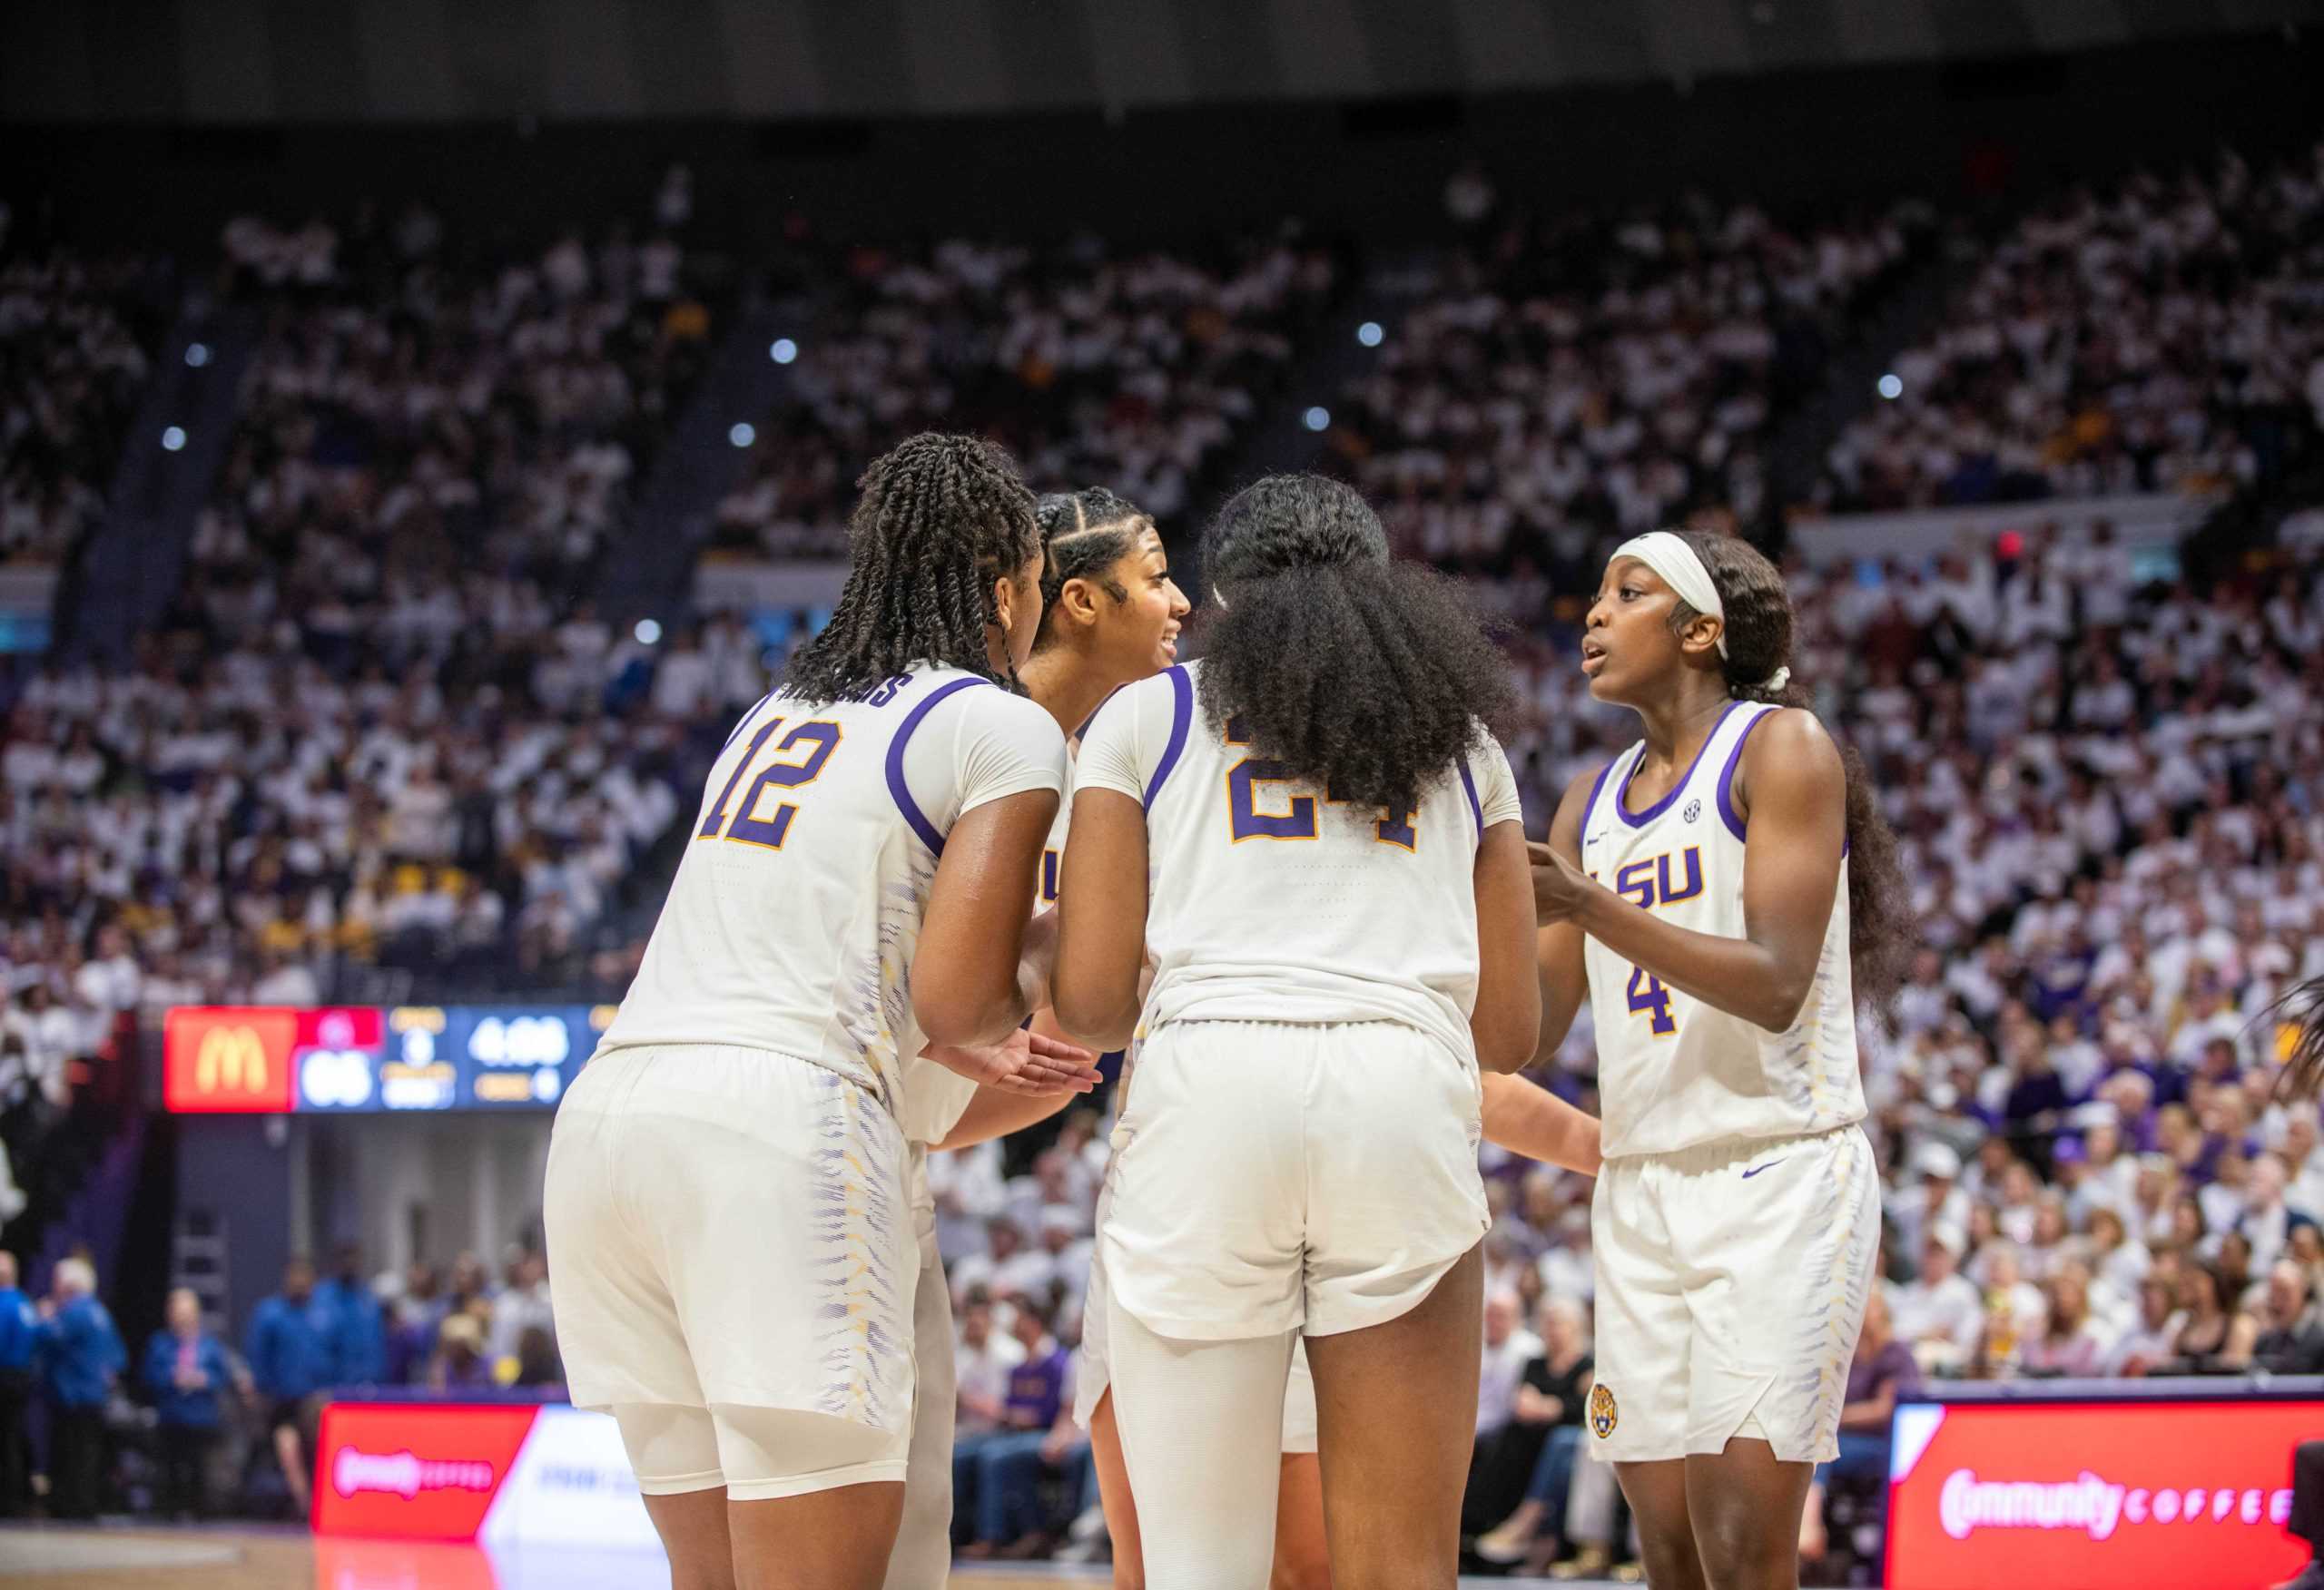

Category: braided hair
[1033, 487, 1145, 651]
[1196, 474, 1515, 815]
[1666, 529, 1913, 1007]
[783, 433, 1041, 704]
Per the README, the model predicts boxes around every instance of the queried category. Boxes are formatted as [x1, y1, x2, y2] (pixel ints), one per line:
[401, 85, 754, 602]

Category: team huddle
[536, 430, 2324, 1590]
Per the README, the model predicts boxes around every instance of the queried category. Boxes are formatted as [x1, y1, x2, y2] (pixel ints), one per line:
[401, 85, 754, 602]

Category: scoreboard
[163, 1005, 618, 1114]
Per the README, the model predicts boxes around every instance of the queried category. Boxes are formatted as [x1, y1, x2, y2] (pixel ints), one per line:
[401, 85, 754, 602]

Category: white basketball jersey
[597, 663, 1068, 1123]
[1579, 700, 1863, 1159]
[1076, 660, 1524, 1063]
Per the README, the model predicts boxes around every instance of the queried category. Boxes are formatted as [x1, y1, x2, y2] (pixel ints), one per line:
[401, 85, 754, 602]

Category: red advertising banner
[312, 1403, 542, 1542]
[1885, 1398, 2315, 1590]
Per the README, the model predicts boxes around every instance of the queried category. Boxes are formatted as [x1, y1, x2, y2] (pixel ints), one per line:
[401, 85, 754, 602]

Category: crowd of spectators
[0, 248, 168, 567]
[1332, 195, 1932, 577]
[711, 228, 1341, 560]
[0, 1237, 561, 1522]
[1820, 139, 2324, 511]
[0, 196, 746, 1063]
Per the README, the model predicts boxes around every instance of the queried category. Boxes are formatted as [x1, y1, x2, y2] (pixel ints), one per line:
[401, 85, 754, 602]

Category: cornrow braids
[783, 432, 1041, 705]
[1032, 487, 1146, 650]
[1668, 529, 1915, 1009]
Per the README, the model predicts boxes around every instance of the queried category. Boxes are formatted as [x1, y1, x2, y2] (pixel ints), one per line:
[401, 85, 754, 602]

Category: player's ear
[1057, 575, 1102, 631]
[1680, 611, 1724, 662]
[990, 572, 1019, 636]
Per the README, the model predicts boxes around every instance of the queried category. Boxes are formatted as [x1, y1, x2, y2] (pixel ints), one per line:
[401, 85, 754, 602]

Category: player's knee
[1690, 1495, 1791, 1585]
[1269, 1542, 1332, 1590]
[1634, 1530, 1709, 1590]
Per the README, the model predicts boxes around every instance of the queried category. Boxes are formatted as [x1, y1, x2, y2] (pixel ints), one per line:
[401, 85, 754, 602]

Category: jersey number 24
[696, 717, 842, 849]
[1223, 720, 1417, 849]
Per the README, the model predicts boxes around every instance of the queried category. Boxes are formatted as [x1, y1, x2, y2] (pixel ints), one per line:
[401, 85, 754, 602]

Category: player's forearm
[1479, 1072, 1602, 1177]
[1051, 944, 1140, 1050]
[1013, 908, 1060, 1015]
[1532, 925, 1588, 1063]
[1572, 886, 1811, 1031]
[935, 1077, 1077, 1151]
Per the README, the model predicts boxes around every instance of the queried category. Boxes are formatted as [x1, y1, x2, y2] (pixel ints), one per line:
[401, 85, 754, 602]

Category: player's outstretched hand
[1527, 839, 1590, 925]
[924, 1028, 1103, 1096]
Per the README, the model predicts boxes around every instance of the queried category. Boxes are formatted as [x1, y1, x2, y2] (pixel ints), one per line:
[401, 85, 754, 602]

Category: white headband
[1610, 531, 1791, 691]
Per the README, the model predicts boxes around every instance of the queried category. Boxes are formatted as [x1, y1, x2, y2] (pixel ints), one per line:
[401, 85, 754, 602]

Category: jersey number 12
[697, 716, 842, 849]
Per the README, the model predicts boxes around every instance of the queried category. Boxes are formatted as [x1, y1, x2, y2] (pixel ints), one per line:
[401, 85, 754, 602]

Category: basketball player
[879, 485, 1188, 1590]
[1076, 1065, 1606, 1590]
[544, 434, 1102, 1590]
[1528, 530, 1911, 1590]
[1054, 474, 1542, 1590]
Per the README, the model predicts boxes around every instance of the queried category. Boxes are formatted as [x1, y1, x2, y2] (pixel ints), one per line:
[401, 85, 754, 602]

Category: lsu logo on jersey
[1583, 847, 1701, 1039]
[1589, 1383, 1619, 1439]
[1604, 847, 1703, 911]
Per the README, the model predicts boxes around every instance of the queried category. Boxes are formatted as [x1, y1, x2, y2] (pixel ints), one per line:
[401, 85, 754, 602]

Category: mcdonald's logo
[165, 1007, 298, 1114]
[199, 1026, 268, 1093]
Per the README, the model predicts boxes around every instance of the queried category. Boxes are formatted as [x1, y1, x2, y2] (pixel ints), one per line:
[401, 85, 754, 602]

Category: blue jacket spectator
[38, 1275, 126, 1409]
[245, 1259, 334, 1402]
[0, 1264, 34, 1376]
[313, 1246, 386, 1385]
[144, 1310, 233, 1430]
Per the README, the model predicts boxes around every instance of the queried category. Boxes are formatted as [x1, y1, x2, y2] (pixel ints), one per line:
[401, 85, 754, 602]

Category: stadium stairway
[2183, 417, 2324, 587]
[1184, 251, 1412, 573]
[60, 299, 258, 664]
[1761, 228, 1963, 532]
[593, 297, 815, 636]
[26, 1114, 144, 1303]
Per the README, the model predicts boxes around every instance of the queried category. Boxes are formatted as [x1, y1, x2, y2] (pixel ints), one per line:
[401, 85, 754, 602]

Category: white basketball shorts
[1101, 1019, 1487, 1344]
[1077, 1202, 1318, 1454]
[1586, 1124, 1877, 1467]
[544, 1045, 919, 1497]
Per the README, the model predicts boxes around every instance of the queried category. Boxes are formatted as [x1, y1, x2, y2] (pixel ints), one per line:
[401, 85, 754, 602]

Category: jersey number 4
[697, 716, 842, 849]
[1626, 967, 1677, 1035]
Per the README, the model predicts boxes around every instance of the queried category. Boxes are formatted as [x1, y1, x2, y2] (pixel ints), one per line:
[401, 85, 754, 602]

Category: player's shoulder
[948, 677, 1064, 746]
[1088, 662, 1191, 734]
[1737, 702, 1840, 773]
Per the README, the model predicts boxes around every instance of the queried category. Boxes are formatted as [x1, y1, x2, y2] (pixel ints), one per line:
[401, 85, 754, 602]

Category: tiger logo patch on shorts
[1589, 1383, 1619, 1439]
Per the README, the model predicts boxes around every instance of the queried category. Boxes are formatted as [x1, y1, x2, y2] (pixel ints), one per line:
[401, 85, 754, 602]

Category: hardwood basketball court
[0, 1525, 1614, 1587]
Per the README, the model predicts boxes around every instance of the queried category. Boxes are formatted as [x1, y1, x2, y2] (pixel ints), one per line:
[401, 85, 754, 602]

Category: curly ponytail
[1196, 475, 1515, 815]
[1670, 530, 1914, 1008]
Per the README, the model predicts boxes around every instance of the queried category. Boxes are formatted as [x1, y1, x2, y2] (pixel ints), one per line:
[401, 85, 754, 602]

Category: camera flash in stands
[769, 339, 798, 365]
[162, 426, 188, 451]
[1877, 373, 1904, 400]
[1357, 321, 1384, 348]
[185, 343, 211, 368]
[729, 423, 756, 447]
[1304, 407, 1331, 432]
[635, 620, 663, 645]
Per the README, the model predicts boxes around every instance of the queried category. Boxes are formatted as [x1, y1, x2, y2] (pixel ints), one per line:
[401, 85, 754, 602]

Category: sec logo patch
[1589, 1383, 1619, 1439]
